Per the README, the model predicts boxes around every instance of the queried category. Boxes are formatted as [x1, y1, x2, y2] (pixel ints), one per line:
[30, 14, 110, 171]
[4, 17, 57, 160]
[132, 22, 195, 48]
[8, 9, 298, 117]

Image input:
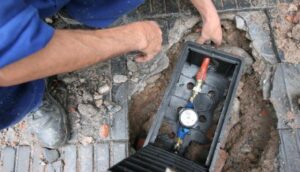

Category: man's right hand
[0, 21, 163, 86]
[133, 21, 163, 63]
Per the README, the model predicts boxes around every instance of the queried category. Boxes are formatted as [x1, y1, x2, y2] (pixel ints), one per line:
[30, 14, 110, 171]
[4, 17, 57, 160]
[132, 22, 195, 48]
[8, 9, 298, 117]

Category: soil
[223, 74, 279, 172]
[128, 18, 280, 171]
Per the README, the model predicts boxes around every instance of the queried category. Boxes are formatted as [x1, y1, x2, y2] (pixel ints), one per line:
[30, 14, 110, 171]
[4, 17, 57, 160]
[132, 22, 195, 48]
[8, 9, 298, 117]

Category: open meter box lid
[110, 41, 244, 172]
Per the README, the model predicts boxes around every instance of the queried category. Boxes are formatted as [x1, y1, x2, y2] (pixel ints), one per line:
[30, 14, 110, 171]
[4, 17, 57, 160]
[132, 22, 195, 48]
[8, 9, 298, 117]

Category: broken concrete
[235, 11, 278, 65]
[113, 74, 128, 84]
[269, 3, 300, 64]
[270, 63, 300, 129]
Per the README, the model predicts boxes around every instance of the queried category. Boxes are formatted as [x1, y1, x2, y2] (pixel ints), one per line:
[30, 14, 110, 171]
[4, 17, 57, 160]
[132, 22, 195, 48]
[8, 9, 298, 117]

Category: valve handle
[196, 57, 210, 81]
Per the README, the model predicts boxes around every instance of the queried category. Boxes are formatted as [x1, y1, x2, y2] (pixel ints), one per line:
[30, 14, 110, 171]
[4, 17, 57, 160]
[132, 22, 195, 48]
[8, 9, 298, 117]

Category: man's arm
[191, 0, 222, 45]
[0, 21, 162, 87]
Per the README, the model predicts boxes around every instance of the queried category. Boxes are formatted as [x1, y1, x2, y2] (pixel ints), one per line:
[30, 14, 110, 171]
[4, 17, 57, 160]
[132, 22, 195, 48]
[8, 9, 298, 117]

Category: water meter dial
[179, 109, 198, 128]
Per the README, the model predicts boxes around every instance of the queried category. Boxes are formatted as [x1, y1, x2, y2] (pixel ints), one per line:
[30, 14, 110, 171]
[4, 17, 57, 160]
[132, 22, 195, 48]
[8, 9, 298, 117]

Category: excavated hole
[223, 73, 279, 172]
[128, 19, 279, 170]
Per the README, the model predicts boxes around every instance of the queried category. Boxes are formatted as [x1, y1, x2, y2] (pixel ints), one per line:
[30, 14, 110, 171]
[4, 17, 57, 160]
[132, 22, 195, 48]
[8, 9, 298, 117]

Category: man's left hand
[191, 0, 222, 46]
[197, 12, 222, 46]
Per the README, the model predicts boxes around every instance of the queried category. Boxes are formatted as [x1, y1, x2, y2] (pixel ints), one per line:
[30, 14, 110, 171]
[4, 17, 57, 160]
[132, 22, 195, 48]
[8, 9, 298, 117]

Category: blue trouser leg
[0, 0, 145, 130]
[0, 79, 45, 130]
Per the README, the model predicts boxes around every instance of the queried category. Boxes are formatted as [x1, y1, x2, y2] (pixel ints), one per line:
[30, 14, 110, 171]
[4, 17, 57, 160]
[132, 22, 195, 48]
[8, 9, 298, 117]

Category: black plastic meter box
[110, 42, 244, 172]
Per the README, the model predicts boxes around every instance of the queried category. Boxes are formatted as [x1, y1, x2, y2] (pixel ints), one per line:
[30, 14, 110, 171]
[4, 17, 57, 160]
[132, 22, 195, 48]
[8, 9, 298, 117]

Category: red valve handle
[196, 57, 210, 81]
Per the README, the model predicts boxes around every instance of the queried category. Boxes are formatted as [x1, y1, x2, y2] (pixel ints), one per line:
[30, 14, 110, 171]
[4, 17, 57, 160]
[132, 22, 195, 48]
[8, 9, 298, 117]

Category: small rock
[93, 93, 103, 100]
[288, 4, 298, 12]
[97, 84, 110, 94]
[240, 144, 252, 153]
[113, 75, 128, 84]
[237, 81, 244, 96]
[80, 136, 93, 145]
[82, 91, 93, 102]
[77, 104, 98, 116]
[59, 76, 77, 84]
[131, 77, 139, 82]
[292, 24, 300, 41]
[99, 124, 110, 139]
[44, 149, 60, 163]
[95, 99, 103, 108]
[286, 15, 294, 23]
[103, 100, 122, 114]
[127, 60, 138, 72]
[235, 16, 247, 31]
[79, 78, 86, 83]
[261, 65, 273, 100]
[230, 98, 240, 126]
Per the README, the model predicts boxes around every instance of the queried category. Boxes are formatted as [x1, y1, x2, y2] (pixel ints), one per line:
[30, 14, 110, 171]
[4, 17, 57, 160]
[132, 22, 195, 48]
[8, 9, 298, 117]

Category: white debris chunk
[113, 75, 128, 83]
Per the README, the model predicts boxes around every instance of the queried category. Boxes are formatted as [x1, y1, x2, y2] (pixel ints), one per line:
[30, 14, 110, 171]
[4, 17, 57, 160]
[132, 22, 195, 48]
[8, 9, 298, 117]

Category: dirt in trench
[223, 74, 279, 172]
[128, 42, 183, 147]
[128, 19, 279, 171]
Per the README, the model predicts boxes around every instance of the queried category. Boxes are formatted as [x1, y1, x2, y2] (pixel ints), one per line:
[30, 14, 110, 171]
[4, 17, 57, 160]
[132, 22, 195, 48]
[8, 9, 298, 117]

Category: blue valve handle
[177, 126, 190, 140]
[185, 101, 194, 109]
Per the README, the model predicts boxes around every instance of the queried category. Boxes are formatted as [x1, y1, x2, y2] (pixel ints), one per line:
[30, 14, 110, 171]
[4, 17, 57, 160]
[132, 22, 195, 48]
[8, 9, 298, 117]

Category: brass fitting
[189, 80, 203, 102]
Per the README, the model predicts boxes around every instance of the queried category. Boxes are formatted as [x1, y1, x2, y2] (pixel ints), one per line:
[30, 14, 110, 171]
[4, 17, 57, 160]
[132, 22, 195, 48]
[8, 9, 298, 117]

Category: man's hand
[191, 0, 222, 46]
[0, 21, 162, 86]
[134, 21, 162, 63]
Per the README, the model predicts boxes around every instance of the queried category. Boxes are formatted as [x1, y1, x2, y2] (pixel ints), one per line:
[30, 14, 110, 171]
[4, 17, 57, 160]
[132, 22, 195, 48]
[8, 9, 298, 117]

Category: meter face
[179, 109, 198, 127]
